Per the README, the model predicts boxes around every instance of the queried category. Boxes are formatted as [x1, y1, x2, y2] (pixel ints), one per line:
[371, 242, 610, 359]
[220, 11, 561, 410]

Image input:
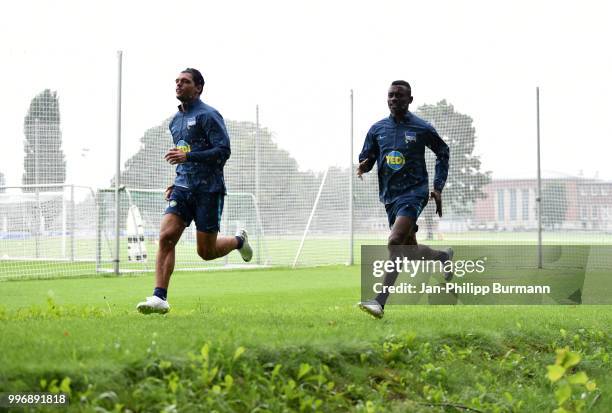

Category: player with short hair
[137, 68, 252, 314]
[357, 80, 452, 318]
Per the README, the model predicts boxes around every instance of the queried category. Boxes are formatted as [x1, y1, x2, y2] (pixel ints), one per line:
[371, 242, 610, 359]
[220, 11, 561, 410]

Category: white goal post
[95, 188, 268, 274]
[0, 185, 266, 280]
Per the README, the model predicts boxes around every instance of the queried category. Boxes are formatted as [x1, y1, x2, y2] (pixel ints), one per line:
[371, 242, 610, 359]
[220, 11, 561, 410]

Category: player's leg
[373, 215, 417, 307]
[196, 231, 240, 260]
[359, 195, 453, 318]
[194, 192, 253, 261]
[358, 206, 413, 318]
[137, 187, 192, 314]
[137, 213, 186, 314]
[156, 213, 187, 288]
[399, 196, 454, 279]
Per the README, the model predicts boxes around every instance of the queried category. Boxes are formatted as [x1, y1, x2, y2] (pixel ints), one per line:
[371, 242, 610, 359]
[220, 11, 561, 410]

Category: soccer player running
[357, 80, 452, 319]
[137, 68, 252, 314]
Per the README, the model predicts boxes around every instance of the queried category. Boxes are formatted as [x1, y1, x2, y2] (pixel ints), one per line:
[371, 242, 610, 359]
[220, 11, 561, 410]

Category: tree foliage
[115, 118, 323, 234]
[22, 89, 66, 192]
[417, 100, 491, 216]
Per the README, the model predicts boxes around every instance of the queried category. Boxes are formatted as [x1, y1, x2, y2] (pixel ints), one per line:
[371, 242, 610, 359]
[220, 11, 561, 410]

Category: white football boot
[136, 296, 170, 314]
[236, 229, 253, 262]
[358, 299, 384, 319]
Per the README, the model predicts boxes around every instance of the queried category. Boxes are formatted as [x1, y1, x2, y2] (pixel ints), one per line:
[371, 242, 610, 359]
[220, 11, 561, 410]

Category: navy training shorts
[165, 187, 224, 233]
[385, 193, 429, 229]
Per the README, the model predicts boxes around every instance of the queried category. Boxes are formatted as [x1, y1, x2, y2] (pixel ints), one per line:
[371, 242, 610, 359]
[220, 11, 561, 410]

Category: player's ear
[408, 96, 414, 104]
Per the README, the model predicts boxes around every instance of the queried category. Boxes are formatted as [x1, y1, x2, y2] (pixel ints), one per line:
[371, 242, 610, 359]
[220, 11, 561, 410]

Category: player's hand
[164, 185, 174, 201]
[356, 159, 372, 180]
[164, 148, 187, 165]
[430, 190, 443, 217]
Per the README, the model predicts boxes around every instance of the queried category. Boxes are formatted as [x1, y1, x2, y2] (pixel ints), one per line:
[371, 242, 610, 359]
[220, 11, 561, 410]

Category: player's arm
[424, 127, 450, 216]
[357, 130, 379, 179]
[185, 111, 231, 163]
[165, 115, 188, 165]
[165, 111, 231, 165]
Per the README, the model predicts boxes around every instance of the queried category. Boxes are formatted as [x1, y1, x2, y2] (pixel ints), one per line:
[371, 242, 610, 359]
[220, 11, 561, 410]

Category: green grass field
[1, 265, 610, 412]
[2, 232, 612, 280]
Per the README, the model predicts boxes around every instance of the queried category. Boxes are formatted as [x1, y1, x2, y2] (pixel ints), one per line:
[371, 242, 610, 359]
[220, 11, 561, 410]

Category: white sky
[1, 0, 611, 189]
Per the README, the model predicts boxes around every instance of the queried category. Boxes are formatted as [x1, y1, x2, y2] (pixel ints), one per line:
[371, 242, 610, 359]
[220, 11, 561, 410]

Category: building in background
[471, 178, 612, 232]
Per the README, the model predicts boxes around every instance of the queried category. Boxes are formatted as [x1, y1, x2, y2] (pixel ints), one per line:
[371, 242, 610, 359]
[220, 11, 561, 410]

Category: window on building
[497, 189, 505, 221]
[522, 189, 530, 221]
[509, 189, 517, 221]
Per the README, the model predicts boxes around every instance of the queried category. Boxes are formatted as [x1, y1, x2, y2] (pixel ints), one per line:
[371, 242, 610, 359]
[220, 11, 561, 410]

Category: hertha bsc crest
[405, 132, 417, 143]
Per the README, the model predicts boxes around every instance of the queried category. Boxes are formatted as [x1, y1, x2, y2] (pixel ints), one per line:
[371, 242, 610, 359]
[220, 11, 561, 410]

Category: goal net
[0, 185, 99, 280]
[95, 188, 266, 273]
[0, 185, 265, 280]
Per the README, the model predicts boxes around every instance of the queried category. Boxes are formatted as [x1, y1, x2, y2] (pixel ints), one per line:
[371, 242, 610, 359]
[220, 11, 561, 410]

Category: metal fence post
[536, 87, 543, 269]
[349, 90, 354, 265]
[114, 51, 123, 275]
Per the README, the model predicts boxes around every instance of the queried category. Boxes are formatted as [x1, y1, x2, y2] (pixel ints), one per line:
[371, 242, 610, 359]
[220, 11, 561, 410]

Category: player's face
[175, 73, 201, 102]
[387, 85, 413, 116]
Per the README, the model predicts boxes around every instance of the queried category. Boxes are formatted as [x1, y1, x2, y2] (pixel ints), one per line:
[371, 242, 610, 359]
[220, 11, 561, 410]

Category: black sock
[235, 235, 244, 249]
[375, 293, 388, 308]
[153, 287, 167, 301]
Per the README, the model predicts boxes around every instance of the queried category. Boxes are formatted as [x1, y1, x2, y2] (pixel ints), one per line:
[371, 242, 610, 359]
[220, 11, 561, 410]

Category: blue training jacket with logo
[358, 112, 449, 205]
[169, 99, 231, 193]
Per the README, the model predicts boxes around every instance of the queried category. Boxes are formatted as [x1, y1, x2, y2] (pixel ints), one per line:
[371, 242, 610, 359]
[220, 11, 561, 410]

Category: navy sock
[235, 235, 244, 250]
[153, 287, 167, 301]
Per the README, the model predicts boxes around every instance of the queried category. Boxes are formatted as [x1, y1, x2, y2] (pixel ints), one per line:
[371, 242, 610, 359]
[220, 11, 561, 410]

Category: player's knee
[388, 228, 416, 246]
[159, 230, 178, 249]
[406, 233, 417, 245]
[197, 247, 217, 261]
[388, 233, 406, 246]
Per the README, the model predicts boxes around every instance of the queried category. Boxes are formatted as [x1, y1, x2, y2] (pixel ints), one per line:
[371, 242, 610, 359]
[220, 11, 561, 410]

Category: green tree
[115, 118, 322, 235]
[416, 101, 491, 238]
[22, 89, 66, 192]
[114, 118, 175, 189]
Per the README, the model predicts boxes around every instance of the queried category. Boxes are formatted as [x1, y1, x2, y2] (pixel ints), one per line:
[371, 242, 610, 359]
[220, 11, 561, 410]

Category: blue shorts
[165, 187, 224, 233]
[385, 194, 429, 229]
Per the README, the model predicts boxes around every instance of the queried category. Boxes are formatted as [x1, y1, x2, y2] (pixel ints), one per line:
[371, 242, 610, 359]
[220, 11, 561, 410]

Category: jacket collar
[389, 111, 412, 124]
[178, 98, 203, 113]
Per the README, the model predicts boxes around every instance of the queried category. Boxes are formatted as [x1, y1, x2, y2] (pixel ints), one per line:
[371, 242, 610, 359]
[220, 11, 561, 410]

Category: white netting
[1, 52, 610, 280]
[0, 185, 99, 279]
[94, 188, 264, 273]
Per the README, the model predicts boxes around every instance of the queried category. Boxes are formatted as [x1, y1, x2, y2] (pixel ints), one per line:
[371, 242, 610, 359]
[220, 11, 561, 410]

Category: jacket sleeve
[424, 127, 450, 192]
[358, 128, 379, 171]
[186, 111, 231, 164]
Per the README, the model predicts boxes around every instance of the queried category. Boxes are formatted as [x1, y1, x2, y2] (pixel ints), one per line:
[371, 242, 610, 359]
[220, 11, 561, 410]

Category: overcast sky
[1, 0, 611, 189]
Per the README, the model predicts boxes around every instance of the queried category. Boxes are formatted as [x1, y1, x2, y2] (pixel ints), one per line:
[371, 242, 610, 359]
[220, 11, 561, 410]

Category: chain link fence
[1, 52, 610, 280]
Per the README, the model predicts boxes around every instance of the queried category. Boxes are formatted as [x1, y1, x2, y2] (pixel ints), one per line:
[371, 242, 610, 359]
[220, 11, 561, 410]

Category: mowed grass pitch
[1, 266, 611, 412]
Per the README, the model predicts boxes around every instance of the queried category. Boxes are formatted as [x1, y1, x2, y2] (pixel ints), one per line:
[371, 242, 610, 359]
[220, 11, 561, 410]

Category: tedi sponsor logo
[176, 140, 191, 153]
[385, 151, 405, 170]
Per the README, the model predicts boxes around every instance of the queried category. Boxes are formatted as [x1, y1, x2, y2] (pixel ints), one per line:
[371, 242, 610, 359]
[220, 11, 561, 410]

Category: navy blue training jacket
[169, 99, 230, 193]
[359, 112, 449, 205]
